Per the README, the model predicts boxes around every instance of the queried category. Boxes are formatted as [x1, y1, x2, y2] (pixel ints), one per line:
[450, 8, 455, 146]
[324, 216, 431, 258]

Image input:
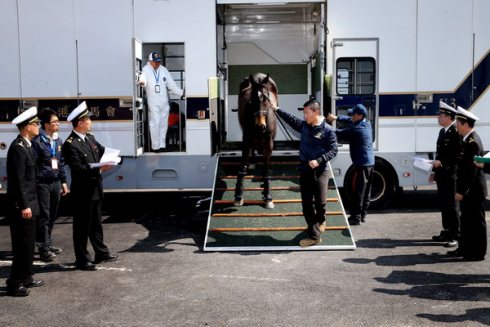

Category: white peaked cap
[67, 101, 91, 122]
[438, 101, 457, 114]
[12, 106, 39, 126]
[456, 106, 479, 122]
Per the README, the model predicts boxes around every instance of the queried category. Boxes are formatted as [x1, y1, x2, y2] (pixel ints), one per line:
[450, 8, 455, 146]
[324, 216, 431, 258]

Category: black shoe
[444, 240, 458, 248]
[76, 262, 97, 271]
[7, 285, 30, 297]
[432, 231, 447, 242]
[93, 253, 118, 264]
[348, 217, 361, 226]
[447, 248, 464, 257]
[361, 215, 366, 223]
[48, 246, 63, 254]
[24, 280, 44, 288]
[39, 251, 56, 262]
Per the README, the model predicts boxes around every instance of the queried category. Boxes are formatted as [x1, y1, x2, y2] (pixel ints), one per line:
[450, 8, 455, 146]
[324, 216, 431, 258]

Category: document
[474, 152, 490, 164]
[411, 157, 433, 173]
[89, 147, 121, 168]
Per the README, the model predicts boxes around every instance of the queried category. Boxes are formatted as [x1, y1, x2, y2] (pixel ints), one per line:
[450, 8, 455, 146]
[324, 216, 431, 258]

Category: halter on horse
[234, 73, 278, 209]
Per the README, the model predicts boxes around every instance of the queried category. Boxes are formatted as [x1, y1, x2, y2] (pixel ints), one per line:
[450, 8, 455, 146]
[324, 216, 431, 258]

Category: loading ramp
[203, 154, 356, 251]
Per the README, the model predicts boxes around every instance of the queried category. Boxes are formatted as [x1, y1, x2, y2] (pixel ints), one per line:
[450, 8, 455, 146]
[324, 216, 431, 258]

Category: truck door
[332, 38, 378, 146]
[133, 38, 145, 156]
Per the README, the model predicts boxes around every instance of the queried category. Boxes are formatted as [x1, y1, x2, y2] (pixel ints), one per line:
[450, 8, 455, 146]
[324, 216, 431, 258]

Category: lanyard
[153, 69, 160, 84]
[42, 134, 56, 157]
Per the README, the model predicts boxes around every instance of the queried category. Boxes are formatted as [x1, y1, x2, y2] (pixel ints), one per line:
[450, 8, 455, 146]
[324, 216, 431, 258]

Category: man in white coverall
[139, 52, 184, 152]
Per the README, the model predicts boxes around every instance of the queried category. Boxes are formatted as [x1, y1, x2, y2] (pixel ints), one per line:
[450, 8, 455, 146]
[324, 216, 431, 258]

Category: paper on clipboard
[89, 147, 121, 168]
[411, 157, 433, 172]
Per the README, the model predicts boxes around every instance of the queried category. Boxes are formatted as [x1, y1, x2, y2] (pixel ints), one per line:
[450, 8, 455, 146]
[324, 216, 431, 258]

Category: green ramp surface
[203, 154, 356, 251]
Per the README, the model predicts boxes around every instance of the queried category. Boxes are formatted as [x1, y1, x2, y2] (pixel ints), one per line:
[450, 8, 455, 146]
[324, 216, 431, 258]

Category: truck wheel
[343, 159, 397, 209]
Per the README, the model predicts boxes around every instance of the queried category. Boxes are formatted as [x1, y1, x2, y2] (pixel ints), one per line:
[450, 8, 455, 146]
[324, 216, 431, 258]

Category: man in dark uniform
[62, 102, 118, 270]
[448, 106, 487, 261]
[327, 104, 374, 226]
[430, 101, 462, 247]
[6, 107, 45, 296]
[274, 99, 338, 247]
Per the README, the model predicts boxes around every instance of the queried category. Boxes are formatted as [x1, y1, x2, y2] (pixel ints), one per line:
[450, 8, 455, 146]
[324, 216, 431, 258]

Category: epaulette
[17, 141, 24, 147]
[66, 136, 73, 143]
[468, 137, 474, 143]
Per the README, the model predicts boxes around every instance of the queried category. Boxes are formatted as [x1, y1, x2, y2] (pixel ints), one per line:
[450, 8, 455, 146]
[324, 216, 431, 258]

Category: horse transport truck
[0, 0, 488, 208]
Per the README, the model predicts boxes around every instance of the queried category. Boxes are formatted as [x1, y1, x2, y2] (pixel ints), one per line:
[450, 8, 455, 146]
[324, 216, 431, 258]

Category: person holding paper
[62, 102, 118, 271]
[138, 52, 184, 152]
[429, 102, 462, 248]
[32, 108, 69, 262]
[448, 106, 487, 261]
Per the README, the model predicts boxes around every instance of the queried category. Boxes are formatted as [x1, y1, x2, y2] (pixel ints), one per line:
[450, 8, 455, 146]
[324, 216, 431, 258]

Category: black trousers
[459, 195, 487, 258]
[72, 198, 109, 265]
[350, 165, 374, 220]
[435, 171, 460, 239]
[300, 168, 329, 240]
[36, 181, 62, 252]
[6, 208, 36, 289]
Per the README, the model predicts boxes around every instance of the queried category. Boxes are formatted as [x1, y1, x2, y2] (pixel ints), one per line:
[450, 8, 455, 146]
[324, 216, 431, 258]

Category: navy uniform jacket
[335, 116, 374, 166]
[32, 129, 67, 184]
[456, 131, 487, 198]
[62, 131, 105, 201]
[434, 123, 462, 178]
[276, 109, 337, 171]
[7, 135, 39, 214]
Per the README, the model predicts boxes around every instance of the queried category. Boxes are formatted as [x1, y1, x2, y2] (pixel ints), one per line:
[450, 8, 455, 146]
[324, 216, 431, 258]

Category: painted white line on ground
[0, 260, 131, 272]
[208, 274, 291, 283]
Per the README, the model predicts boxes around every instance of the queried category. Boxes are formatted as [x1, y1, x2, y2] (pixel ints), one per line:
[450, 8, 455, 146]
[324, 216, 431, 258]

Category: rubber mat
[203, 154, 356, 251]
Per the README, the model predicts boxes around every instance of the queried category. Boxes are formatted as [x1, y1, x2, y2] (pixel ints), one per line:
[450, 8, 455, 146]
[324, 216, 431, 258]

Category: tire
[343, 159, 398, 209]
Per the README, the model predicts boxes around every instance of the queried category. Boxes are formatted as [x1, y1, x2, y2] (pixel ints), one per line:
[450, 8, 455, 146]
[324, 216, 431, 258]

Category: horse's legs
[262, 150, 274, 209]
[234, 145, 252, 206]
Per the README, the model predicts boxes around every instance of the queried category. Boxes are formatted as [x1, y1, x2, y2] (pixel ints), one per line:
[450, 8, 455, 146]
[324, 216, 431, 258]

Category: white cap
[67, 101, 91, 122]
[12, 106, 39, 126]
[438, 101, 457, 115]
[456, 106, 479, 122]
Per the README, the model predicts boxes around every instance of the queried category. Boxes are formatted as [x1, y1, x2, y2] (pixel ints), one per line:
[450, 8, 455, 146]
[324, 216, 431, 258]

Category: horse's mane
[239, 73, 278, 95]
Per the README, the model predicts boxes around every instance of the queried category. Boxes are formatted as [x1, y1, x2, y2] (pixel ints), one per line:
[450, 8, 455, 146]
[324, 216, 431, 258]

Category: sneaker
[299, 238, 320, 247]
[444, 240, 458, 248]
[317, 222, 326, 233]
[39, 251, 56, 262]
[48, 246, 63, 254]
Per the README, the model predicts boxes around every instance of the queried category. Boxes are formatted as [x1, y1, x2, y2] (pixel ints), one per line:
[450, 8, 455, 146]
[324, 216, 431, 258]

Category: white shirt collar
[21, 136, 31, 147]
[444, 121, 455, 133]
[73, 130, 86, 141]
[462, 129, 474, 142]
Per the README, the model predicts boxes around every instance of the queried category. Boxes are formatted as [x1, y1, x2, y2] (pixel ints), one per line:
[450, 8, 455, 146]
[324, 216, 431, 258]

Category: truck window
[336, 57, 375, 95]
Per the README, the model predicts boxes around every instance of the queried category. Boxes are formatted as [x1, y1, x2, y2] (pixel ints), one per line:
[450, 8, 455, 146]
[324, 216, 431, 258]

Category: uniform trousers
[435, 170, 460, 239]
[72, 198, 109, 265]
[6, 207, 37, 289]
[36, 181, 61, 253]
[459, 195, 487, 258]
[300, 168, 329, 240]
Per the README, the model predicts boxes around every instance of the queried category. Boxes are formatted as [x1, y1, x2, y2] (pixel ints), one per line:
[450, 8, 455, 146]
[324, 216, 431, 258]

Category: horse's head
[248, 74, 277, 133]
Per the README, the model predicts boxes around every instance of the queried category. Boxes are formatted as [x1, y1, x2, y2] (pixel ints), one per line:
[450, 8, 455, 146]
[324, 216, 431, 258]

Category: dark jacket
[434, 123, 462, 177]
[276, 109, 337, 171]
[62, 131, 105, 201]
[335, 115, 374, 166]
[6, 135, 39, 213]
[456, 131, 487, 198]
[32, 129, 67, 184]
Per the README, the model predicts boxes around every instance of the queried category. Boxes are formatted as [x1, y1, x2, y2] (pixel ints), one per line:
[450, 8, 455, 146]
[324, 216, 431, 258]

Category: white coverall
[140, 63, 183, 150]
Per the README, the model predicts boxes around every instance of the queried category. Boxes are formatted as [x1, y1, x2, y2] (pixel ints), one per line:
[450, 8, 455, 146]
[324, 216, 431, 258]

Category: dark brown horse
[234, 73, 278, 209]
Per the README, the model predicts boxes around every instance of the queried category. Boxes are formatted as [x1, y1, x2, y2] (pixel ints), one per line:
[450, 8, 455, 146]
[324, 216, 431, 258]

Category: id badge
[51, 158, 59, 170]
[155, 85, 161, 93]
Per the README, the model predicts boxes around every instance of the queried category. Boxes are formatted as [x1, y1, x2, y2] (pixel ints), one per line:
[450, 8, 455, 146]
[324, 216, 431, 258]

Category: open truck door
[133, 38, 145, 156]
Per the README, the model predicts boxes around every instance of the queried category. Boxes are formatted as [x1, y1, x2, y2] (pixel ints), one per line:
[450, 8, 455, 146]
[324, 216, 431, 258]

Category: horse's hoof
[264, 201, 274, 209]
[234, 199, 244, 207]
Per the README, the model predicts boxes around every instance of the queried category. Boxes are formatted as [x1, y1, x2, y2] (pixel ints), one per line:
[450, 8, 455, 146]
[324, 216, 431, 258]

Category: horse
[234, 73, 278, 209]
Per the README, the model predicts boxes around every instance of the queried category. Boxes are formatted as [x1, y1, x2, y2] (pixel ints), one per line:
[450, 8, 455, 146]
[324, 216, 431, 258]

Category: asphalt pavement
[0, 189, 489, 327]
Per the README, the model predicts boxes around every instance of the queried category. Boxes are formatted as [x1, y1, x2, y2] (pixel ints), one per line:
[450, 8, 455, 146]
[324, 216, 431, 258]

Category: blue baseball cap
[347, 104, 367, 117]
[149, 52, 162, 62]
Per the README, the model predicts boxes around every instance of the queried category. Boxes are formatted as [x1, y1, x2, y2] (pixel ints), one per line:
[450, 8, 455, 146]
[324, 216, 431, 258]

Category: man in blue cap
[6, 107, 45, 296]
[327, 104, 374, 225]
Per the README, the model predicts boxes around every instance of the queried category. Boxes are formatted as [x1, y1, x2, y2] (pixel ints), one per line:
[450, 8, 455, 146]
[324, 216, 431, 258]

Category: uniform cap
[438, 101, 457, 115]
[67, 101, 92, 122]
[456, 106, 479, 122]
[12, 106, 39, 127]
[149, 52, 162, 62]
[347, 104, 367, 117]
